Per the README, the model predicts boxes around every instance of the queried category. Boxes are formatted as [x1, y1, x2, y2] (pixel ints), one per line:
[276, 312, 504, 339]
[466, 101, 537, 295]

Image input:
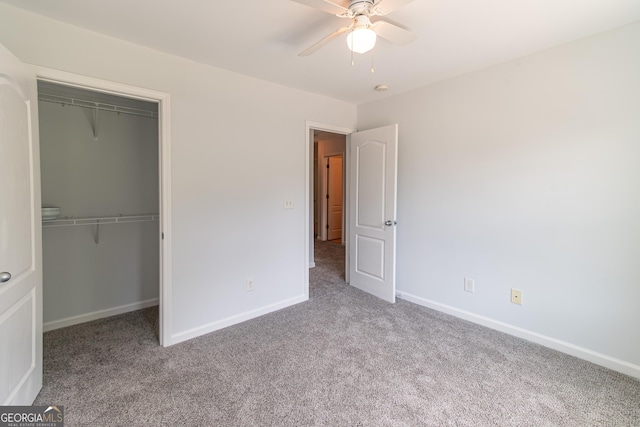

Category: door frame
[31, 65, 173, 347]
[305, 121, 354, 299]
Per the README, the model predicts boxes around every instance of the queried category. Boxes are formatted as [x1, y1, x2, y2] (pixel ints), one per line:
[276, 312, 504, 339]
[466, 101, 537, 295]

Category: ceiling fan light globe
[347, 27, 377, 54]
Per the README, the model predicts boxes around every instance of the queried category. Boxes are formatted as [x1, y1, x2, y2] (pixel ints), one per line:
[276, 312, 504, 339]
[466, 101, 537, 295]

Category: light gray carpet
[35, 240, 640, 426]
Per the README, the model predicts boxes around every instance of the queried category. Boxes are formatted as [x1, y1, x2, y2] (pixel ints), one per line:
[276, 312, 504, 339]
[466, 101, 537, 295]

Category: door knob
[384, 220, 397, 227]
[0, 272, 11, 283]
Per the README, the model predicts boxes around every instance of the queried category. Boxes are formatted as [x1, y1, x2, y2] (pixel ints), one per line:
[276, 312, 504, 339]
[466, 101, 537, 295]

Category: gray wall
[39, 100, 159, 325]
[358, 22, 640, 368]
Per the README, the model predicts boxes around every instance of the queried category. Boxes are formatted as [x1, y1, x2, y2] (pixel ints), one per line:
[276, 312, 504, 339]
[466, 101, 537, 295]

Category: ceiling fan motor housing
[353, 14, 373, 29]
[347, 0, 375, 17]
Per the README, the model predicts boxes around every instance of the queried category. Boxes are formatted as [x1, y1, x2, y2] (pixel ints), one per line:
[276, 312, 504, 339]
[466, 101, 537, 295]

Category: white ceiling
[3, 0, 640, 104]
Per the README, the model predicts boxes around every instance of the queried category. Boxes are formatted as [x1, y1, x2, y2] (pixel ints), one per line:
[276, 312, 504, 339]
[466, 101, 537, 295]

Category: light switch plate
[464, 278, 475, 293]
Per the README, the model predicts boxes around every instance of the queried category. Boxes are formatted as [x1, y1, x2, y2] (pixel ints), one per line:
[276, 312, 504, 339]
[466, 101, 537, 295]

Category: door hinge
[326, 194, 329, 199]
[327, 164, 329, 168]
[326, 224, 329, 229]
[161, 232, 164, 240]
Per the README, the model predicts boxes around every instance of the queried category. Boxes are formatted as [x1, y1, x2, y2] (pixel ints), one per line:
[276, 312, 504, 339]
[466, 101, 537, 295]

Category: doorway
[305, 122, 354, 298]
[314, 131, 346, 243]
[38, 81, 160, 338]
[306, 122, 399, 303]
[33, 66, 172, 346]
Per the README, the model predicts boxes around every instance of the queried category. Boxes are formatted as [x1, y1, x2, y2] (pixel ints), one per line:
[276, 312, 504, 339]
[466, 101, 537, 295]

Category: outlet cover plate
[511, 288, 522, 305]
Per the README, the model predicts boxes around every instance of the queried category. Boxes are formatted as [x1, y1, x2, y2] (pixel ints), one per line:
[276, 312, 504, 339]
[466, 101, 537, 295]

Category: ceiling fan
[293, 0, 417, 57]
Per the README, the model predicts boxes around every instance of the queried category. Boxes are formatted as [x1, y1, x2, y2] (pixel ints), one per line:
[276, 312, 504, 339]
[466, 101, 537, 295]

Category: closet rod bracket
[92, 107, 99, 141]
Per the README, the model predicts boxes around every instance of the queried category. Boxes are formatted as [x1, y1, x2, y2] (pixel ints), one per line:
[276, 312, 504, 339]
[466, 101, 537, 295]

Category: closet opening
[37, 80, 165, 344]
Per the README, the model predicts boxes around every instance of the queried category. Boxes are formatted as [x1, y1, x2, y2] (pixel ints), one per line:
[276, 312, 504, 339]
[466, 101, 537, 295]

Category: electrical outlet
[283, 199, 294, 209]
[511, 288, 522, 305]
[464, 278, 475, 293]
[246, 279, 255, 292]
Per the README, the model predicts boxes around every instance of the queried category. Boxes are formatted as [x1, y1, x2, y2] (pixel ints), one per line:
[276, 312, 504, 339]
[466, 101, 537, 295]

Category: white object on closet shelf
[41, 206, 61, 220]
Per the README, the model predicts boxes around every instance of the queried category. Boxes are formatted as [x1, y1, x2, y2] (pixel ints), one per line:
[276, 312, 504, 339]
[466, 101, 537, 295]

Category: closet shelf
[42, 213, 159, 228]
[38, 93, 158, 119]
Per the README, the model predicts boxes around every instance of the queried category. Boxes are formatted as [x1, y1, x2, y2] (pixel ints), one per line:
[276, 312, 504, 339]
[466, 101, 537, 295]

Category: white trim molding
[30, 65, 173, 346]
[44, 298, 159, 332]
[305, 121, 355, 300]
[396, 290, 640, 380]
[172, 295, 308, 345]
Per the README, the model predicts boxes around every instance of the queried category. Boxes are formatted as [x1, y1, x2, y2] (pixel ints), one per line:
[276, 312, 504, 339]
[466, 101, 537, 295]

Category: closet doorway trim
[31, 65, 173, 347]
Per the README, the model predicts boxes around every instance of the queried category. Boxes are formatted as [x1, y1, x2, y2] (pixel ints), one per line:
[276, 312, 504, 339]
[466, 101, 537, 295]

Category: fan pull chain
[351, 44, 355, 66]
[371, 49, 375, 73]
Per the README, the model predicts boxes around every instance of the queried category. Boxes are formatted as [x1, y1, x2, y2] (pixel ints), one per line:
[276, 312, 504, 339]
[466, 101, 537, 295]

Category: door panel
[0, 43, 43, 405]
[327, 155, 343, 241]
[0, 289, 36, 403]
[356, 142, 385, 228]
[0, 81, 32, 278]
[355, 235, 385, 279]
[348, 124, 398, 303]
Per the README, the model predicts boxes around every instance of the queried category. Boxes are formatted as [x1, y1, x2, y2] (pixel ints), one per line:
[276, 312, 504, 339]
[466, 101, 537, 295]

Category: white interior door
[327, 155, 343, 241]
[348, 124, 398, 303]
[0, 43, 43, 404]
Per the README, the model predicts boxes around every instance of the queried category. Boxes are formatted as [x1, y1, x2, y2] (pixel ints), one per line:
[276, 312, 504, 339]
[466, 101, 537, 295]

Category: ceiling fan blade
[372, 0, 415, 15]
[299, 26, 352, 56]
[372, 20, 417, 45]
[291, 0, 350, 16]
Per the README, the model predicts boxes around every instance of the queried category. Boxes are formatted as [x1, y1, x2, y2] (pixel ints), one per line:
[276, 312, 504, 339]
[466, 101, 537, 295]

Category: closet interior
[38, 81, 160, 333]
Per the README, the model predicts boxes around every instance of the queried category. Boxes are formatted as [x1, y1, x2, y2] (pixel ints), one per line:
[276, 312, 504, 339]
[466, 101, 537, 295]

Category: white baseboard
[171, 294, 308, 345]
[44, 298, 159, 332]
[396, 290, 640, 380]
[309, 262, 316, 268]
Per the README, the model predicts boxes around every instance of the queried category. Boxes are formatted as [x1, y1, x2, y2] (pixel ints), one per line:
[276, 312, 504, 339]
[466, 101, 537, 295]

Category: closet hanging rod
[38, 92, 158, 119]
